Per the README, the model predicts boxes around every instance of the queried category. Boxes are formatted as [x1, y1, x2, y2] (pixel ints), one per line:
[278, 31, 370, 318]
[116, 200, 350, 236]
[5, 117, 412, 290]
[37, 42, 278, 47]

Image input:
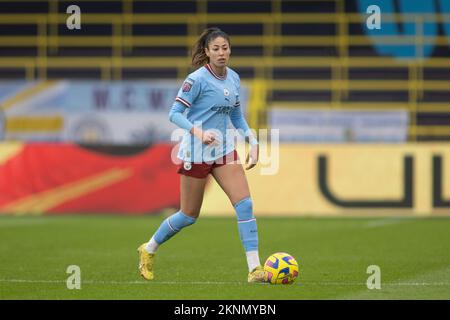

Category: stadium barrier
[1, 142, 449, 216]
[202, 143, 450, 217]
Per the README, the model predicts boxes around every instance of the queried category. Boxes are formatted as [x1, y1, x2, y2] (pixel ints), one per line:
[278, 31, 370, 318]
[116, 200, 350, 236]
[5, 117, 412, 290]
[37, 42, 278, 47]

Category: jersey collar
[205, 63, 227, 81]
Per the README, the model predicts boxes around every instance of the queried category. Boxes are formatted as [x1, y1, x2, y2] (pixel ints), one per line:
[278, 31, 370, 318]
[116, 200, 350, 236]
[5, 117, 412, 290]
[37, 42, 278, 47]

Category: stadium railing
[0, 0, 449, 141]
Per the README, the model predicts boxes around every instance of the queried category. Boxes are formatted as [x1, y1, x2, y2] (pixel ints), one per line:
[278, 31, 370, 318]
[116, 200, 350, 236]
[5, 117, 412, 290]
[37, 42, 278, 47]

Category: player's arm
[230, 77, 258, 146]
[229, 105, 258, 146]
[169, 77, 216, 145]
[229, 95, 259, 170]
[169, 103, 193, 131]
[169, 104, 216, 145]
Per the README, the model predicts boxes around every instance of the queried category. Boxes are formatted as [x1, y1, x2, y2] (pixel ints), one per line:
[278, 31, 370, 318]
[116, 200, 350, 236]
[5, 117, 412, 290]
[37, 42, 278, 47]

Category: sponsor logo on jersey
[211, 105, 234, 115]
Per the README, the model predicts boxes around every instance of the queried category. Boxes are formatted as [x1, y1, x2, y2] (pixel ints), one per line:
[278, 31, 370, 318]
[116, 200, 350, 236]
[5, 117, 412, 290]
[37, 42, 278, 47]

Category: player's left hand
[245, 144, 259, 170]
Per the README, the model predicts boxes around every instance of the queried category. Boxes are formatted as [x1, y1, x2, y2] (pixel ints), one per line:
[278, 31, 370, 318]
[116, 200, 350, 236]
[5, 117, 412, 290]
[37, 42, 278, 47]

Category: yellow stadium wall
[202, 143, 450, 217]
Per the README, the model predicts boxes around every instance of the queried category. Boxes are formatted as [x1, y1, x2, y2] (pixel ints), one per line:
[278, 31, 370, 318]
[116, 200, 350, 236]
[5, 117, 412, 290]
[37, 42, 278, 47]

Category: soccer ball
[264, 252, 299, 285]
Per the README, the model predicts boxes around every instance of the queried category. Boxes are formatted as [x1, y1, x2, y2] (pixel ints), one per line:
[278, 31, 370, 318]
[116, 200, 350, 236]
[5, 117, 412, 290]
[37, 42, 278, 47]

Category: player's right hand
[202, 130, 217, 145]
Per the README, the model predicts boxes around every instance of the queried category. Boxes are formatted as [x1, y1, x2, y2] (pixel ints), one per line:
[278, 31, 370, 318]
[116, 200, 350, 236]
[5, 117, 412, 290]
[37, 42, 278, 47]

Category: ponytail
[191, 27, 230, 68]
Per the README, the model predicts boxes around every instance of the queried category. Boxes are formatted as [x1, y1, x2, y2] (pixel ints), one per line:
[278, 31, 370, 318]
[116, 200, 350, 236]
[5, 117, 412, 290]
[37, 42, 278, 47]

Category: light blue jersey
[169, 64, 253, 163]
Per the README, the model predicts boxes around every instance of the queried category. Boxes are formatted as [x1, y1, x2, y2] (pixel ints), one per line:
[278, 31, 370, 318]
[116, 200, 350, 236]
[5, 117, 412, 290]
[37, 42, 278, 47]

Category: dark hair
[191, 27, 230, 68]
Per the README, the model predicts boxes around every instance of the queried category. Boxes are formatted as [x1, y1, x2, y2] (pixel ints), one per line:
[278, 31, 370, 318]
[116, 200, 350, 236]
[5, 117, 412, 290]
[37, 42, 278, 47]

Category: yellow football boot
[137, 243, 155, 280]
[247, 265, 268, 283]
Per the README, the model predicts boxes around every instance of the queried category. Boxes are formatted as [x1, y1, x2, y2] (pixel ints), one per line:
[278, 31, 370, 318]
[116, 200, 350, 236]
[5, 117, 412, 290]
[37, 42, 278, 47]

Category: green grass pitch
[0, 215, 449, 299]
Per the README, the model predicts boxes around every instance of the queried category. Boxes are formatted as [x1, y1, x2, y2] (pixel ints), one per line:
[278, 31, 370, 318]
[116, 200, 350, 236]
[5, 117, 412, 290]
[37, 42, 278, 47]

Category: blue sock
[234, 197, 259, 252]
[153, 210, 196, 245]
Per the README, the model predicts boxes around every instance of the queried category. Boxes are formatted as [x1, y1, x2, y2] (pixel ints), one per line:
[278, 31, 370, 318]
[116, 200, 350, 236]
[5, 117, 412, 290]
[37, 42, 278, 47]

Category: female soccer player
[137, 27, 266, 283]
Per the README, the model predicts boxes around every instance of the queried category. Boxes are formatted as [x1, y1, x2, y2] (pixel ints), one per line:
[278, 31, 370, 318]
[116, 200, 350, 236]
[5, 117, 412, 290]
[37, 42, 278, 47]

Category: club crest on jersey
[223, 88, 230, 96]
[183, 161, 192, 170]
[182, 78, 195, 92]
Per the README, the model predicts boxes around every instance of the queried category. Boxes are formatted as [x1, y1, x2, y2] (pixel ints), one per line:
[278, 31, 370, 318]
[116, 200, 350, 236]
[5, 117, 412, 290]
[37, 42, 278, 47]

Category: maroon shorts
[177, 150, 240, 179]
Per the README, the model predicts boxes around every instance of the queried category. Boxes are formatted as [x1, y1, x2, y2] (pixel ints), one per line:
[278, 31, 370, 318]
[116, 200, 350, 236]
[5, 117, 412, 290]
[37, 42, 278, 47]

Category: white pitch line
[306, 281, 450, 287]
[0, 220, 49, 228]
[364, 217, 415, 228]
[0, 279, 249, 285]
[1, 279, 449, 287]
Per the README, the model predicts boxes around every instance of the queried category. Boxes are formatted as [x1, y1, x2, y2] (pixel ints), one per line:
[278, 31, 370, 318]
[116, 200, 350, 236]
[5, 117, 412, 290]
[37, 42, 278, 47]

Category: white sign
[270, 109, 409, 143]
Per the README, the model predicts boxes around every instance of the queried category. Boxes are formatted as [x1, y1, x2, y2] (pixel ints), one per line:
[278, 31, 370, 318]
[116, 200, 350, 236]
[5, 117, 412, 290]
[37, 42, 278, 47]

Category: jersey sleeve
[230, 75, 258, 146]
[234, 76, 241, 108]
[174, 76, 201, 108]
[169, 103, 194, 132]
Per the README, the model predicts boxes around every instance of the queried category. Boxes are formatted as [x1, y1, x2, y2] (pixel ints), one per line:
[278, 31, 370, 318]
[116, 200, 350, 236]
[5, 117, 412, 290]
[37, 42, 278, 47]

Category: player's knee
[234, 196, 254, 220]
[177, 210, 198, 226]
[180, 206, 201, 219]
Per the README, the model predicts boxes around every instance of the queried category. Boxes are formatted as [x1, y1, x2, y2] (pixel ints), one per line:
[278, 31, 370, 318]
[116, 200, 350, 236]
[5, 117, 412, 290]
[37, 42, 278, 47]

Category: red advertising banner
[0, 143, 180, 215]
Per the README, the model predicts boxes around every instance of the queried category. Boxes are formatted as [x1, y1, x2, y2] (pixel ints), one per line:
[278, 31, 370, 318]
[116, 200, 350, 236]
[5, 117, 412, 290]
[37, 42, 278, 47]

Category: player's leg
[138, 175, 207, 280]
[147, 174, 207, 250]
[211, 160, 266, 283]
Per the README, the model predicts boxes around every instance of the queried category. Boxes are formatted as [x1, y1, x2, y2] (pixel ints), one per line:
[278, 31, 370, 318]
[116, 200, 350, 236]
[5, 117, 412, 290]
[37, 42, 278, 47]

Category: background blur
[0, 0, 449, 217]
